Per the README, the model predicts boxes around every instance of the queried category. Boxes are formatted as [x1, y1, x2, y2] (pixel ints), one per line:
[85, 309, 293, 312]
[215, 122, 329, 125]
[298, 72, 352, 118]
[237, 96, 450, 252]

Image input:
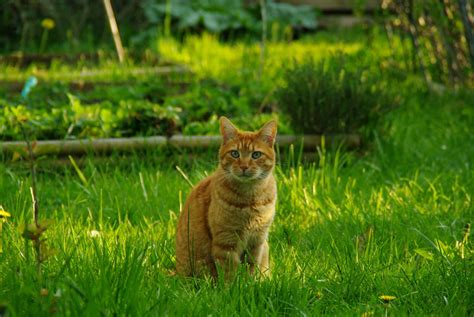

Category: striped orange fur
[175, 117, 277, 278]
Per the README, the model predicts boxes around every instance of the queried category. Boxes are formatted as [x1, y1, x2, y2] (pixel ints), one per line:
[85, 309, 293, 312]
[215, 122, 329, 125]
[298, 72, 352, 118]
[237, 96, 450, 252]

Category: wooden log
[0, 66, 189, 83]
[0, 79, 191, 93]
[1, 136, 167, 156]
[70, 66, 189, 79]
[0, 52, 170, 67]
[0, 134, 361, 157]
[277, 134, 361, 150]
[168, 135, 222, 148]
[0, 52, 102, 66]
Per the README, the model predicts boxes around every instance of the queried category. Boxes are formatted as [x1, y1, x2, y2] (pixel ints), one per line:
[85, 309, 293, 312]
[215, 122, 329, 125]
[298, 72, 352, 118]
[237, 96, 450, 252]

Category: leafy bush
[276, 54, 397, 135]
[142, 0, 317, 37]
[164, 80, 251, 126]
[113, 99, 181, 137]
[0, 96, 181, 141]
[143, 0, 255, 34]
[182, 113, 293, 135]
[0, 74, 285, 141]
[264, 1, 317, 31]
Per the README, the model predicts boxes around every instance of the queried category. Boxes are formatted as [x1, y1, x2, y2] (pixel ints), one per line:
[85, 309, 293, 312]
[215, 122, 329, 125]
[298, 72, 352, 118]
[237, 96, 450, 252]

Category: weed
[276, 54, 397, 135]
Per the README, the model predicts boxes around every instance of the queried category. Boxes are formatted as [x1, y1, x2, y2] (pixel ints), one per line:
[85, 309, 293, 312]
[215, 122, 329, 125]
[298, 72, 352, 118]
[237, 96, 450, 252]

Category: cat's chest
[212, 185, 275, 213]
[209, 178, 276, 231]
[210, 190, 275, 230]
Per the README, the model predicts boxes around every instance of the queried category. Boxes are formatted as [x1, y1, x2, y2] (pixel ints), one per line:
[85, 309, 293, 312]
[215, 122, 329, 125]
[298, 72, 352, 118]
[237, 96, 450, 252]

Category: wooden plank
[0, 79, 191, 93]
[0, 66, 189, 82]
[274, 0, 379, 11]
[319, 16, 372, 28]
[245, 0, 380, 11]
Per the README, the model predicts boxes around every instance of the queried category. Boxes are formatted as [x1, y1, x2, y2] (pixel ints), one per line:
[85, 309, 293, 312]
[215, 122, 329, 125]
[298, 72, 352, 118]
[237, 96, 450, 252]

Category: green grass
[1, 87, 473, 315]
[0, 27, 473, 315]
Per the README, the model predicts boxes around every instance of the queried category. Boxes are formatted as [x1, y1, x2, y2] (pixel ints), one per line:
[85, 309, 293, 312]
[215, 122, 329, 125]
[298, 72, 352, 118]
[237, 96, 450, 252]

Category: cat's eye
[230, 150, 240, 158]
[251, 151, 262, 159]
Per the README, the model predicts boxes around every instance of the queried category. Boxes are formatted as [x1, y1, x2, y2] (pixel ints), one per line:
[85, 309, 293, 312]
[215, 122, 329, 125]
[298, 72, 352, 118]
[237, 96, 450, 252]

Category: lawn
[0, 29, 473, 315]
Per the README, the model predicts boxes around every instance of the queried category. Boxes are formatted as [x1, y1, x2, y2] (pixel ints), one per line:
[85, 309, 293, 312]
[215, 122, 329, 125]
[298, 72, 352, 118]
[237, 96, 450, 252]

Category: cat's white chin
[231, 173, 259, 183]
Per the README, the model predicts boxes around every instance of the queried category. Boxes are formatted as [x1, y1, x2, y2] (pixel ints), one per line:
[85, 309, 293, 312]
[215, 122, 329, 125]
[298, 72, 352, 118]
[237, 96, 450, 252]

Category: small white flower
[89, 230, 100, 238]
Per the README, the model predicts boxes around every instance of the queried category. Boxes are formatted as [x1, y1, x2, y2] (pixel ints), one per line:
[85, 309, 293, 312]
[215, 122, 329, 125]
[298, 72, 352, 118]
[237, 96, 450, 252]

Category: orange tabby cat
[175, 117, 277, 278]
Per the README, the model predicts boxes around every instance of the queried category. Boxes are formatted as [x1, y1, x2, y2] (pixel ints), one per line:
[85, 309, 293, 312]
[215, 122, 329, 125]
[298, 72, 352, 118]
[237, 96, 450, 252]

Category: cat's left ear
[258, 120, 277, 146]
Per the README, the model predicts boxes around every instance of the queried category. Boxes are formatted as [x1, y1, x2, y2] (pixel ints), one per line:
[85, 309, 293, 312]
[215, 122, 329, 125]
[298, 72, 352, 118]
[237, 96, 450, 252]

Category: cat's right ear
[220, 116, 238, 143]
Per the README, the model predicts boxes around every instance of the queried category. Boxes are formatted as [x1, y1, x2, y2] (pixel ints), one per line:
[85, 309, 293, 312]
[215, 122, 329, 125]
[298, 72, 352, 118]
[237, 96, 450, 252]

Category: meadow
[0, 29, 473, 316]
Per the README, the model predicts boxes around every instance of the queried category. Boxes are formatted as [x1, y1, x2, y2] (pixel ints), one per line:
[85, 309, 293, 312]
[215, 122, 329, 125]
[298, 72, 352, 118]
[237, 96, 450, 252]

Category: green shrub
[182, 113, 293, 135]
[164, 80, 251, 126]
[0, 96, 182, 141]
[276, 54, 396, 135]
[142, 0, 317, 38]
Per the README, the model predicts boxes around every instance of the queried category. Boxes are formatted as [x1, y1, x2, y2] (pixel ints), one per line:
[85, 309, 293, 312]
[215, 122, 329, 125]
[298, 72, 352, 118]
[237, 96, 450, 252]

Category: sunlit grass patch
[0, 143, 472, 315]
[157, 33, 362, 83]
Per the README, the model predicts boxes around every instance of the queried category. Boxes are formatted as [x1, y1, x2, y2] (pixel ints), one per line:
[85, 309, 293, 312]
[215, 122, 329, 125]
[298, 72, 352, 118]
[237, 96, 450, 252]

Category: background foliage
[277, 53, 398, 135]
[1, 0, 317, 52]
[0, 1, 473, 316]
[381, 0, 474, 86]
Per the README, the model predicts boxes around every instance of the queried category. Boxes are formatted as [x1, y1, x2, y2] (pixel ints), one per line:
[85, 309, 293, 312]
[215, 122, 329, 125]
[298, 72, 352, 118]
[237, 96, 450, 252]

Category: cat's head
[219, 117, 277, 182]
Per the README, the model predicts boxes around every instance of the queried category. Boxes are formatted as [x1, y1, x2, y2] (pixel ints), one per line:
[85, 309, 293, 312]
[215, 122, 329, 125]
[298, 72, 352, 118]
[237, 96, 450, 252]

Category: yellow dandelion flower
[379, 295, 396, 303]
[0, 208, 11, 222]
[0, 207, 10, 254]
[41, 18, 55, 30]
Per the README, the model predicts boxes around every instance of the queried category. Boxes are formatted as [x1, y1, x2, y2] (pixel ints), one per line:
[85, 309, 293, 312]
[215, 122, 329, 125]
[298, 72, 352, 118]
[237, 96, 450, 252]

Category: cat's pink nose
[240, 166, 248, 171]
